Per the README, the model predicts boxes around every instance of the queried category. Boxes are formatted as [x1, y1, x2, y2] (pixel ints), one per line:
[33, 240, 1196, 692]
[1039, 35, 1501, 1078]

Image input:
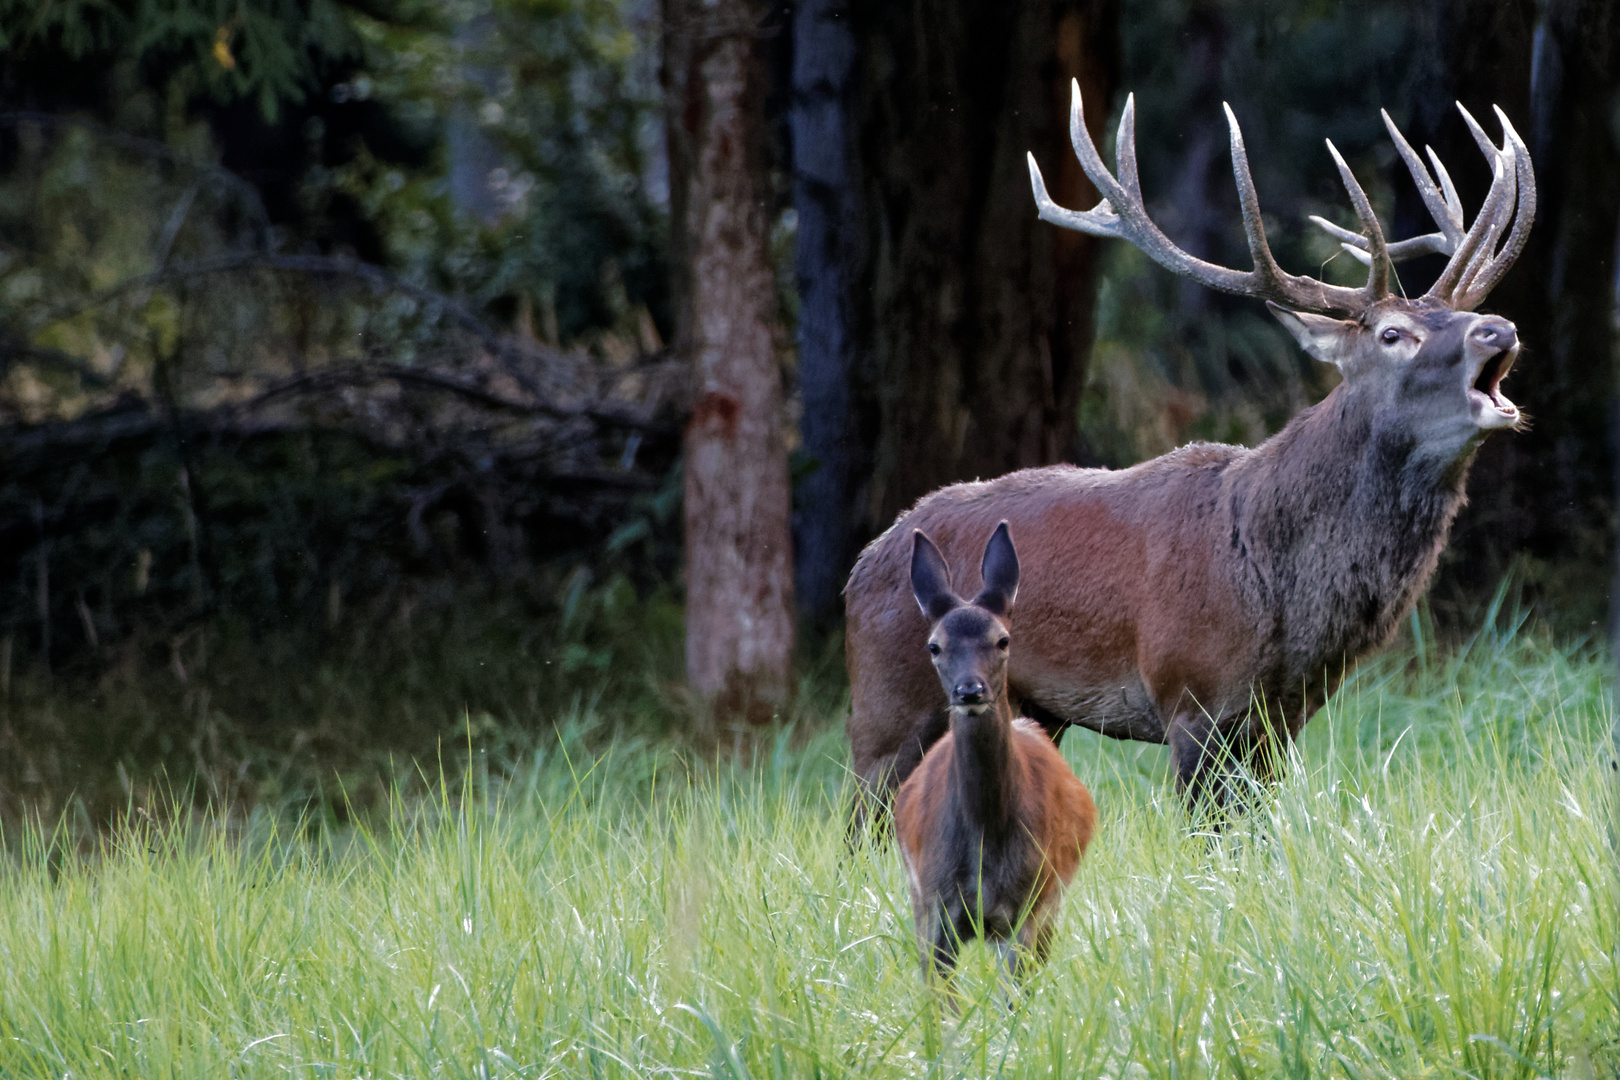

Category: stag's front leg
[846, 708, 950, 843]
[1167, 710, 1245, 816]
[1231, 708, 1296, 786]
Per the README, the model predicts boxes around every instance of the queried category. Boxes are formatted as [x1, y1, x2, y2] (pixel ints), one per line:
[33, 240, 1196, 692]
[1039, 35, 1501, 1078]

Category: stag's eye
[997, 637, 1010, 651]
[1380, 327, 1402, 345]
[928, 642, 941, 656]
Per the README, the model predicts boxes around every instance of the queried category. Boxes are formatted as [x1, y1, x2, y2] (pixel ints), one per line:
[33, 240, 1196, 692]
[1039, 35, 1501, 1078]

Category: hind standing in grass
[895, 522, 1096, 986]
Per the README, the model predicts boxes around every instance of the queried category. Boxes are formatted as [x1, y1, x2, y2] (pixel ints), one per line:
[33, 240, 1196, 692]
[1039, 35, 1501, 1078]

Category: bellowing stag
[845, 85, 1534, 820]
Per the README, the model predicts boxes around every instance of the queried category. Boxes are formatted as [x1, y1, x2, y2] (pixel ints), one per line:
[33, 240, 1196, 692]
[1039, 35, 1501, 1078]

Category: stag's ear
[911, 531, 962, 623]
[1268, 302, 1357, 369]
[972, 521, 1020, 617]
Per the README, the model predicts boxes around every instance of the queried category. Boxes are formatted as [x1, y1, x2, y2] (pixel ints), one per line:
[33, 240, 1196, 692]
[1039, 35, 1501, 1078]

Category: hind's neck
[948, 697, 1018, 837]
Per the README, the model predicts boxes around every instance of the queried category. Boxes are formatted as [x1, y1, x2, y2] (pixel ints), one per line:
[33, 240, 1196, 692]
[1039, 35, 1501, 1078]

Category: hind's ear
[973, 521, 1019, 617]
[910, 530, 962, 623]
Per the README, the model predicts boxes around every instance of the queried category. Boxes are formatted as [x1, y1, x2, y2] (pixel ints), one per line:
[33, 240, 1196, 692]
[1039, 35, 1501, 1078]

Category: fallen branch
[28, 252, 678, 430]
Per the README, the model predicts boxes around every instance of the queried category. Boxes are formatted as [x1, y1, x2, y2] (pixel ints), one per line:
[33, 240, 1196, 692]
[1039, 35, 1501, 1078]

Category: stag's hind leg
[846, 707, 949, 841]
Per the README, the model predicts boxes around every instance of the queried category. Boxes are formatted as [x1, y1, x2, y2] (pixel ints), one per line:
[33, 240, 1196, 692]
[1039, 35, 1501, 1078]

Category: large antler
[1028, 83, 1534, 314]
[1315, 104, 1534, 311]
[1028, 81, 1386, 314]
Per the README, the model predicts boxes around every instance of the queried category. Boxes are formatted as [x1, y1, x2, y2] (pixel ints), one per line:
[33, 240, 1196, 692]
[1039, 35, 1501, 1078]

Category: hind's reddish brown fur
[896, 717, 1095, 975]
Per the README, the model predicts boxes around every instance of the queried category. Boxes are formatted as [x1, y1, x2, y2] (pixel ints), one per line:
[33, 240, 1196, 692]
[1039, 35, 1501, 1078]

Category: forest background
[0, 0, 1616, 822]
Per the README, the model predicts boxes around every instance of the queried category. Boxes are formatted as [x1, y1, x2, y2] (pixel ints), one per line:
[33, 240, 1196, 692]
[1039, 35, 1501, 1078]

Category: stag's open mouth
[1468, 346, 1519, 428]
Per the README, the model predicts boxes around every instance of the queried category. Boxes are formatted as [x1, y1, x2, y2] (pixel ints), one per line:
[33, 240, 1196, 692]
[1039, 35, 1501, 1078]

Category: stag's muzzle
[1467, 317, 1519, 430]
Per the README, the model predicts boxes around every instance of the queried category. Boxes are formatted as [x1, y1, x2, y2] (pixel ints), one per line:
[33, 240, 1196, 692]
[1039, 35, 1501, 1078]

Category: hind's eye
[997, 637, 1009, 650]
[1380, 327, 1401, 345]
[928, 643, 941, 656]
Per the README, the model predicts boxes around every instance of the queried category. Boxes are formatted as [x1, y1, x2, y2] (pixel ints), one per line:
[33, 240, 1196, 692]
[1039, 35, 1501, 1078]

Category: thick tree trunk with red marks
[664, 0, 794, 721]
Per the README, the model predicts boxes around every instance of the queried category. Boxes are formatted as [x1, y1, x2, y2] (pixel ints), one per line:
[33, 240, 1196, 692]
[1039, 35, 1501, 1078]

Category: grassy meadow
[1, 608, 1618, 1079]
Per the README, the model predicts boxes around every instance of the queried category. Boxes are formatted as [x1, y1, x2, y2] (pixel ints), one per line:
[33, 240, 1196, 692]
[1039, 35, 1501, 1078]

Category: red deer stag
[846, 85, 1533, 822]
[894, 522, 1096, 984]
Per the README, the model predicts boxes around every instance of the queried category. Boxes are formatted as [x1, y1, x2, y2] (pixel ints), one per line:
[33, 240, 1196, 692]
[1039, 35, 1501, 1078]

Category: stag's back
[846, 443, 1263, 781]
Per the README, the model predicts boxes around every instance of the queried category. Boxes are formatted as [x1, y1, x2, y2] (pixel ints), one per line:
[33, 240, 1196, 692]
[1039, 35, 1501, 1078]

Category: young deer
[894, 522, 1096, 986]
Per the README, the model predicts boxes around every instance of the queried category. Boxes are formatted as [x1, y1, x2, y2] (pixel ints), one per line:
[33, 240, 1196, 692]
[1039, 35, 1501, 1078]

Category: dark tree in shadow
[1394, 0, 1620, 625]
[789, 0, 1121, 624]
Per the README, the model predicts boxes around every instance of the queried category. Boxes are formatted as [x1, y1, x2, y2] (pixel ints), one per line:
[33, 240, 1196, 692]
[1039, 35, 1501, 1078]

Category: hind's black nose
[1472, 319, 1516, 352]
[954, 680, 986, 705]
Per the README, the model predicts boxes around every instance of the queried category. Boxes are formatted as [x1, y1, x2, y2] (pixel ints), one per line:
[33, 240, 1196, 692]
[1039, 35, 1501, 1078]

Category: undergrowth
[0, 601, 1616, 1077]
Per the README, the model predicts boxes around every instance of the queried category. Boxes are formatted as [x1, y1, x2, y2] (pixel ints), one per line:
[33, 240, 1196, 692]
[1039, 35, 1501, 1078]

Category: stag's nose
[1471, 318, 1517, 353]
[954, 679, 987, 705]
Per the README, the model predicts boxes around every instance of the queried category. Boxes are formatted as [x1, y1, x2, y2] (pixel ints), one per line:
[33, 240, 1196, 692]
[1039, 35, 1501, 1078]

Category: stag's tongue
[1473, 349, 1517, 413]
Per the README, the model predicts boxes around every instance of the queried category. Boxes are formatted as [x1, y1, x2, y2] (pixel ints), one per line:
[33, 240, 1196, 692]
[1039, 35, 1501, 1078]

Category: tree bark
[789, 0, 865, 626]
[849, 0, 1119, 533]
[788, 0, 1119, 619]
[665, 0, 795, 721]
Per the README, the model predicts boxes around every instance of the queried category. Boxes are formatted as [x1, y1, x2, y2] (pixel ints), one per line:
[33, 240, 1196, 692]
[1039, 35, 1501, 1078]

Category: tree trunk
[789, 0, 1119, 617]
[664, 0, 795, 721]
[789, 0, 865, 626]
[849, 0, 1120, 534]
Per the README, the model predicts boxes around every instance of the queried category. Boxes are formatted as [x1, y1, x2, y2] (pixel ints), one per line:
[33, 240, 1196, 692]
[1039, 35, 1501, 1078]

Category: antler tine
[1456, 102, 1502, 162]
[1116, 93, 1142, 201]
[1425, 102, 1520, 305]
[1455, 104, 1517, 289]
[1313, 114, 1464, 267]
[1310, 220, 1449, 267]
[1221, 102, 1288, 289]
[1027, 152, 1122, 237]
[1324, 139, 1389, 299]
[1458, 161, 1516, 295]
[1457, 107, 1536, 309]
[1381, 109, 1463, 249]
[1025, 82, 1133, 239]
[1066, 80, 1128, 212]
[1427, 146, 1464, 226]
[1427, 156, 1507, 301]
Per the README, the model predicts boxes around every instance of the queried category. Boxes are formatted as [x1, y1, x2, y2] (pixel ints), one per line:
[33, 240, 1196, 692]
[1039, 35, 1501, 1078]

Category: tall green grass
[1, 618, 1616, 1078]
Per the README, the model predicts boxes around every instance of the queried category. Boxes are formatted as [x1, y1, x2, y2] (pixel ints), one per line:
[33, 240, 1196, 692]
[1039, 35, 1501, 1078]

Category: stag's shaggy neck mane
[1230, 379, 1479, 678]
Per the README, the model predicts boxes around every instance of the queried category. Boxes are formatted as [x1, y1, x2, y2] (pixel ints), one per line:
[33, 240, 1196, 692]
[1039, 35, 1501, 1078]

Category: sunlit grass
[1, 619, 1616, 1078]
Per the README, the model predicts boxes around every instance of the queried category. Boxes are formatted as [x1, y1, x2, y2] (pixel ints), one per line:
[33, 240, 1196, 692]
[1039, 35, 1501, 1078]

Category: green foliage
[0, 626, 1615, 1077]
[0, 0, 674, 670]
[0, 570, 691, 825]
[0, 0, 378, 121]
[343, 0, 669, 342]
